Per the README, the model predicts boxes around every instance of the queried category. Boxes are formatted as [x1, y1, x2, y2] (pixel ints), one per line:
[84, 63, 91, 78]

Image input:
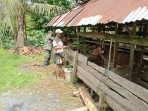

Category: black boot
[43, 64, 47, 68]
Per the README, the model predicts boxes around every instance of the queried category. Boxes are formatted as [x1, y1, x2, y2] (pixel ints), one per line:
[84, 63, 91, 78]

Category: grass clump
[0, 50, 40, 92]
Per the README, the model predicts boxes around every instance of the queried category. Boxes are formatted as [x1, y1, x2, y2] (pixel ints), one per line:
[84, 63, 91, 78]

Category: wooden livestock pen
[47, 0, 148, 110]
[65, 49, 148, 111]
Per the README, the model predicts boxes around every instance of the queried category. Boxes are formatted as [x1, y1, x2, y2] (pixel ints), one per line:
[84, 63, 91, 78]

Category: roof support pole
[74, 27, 76, 38]
[83, 26, 86, 45]
[102, 25, 105, 50]
[77, 26, 80, 51]
[113, 23, 119, 68]
[67, 27, 70, 39]
[128, 22, 136, 80]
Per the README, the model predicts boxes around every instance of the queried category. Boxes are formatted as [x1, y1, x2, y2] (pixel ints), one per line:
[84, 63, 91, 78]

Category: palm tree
[0, 0, 62, 48]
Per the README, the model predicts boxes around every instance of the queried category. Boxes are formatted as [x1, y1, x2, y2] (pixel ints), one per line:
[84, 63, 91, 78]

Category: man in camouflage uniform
[44, 31, 54, 67]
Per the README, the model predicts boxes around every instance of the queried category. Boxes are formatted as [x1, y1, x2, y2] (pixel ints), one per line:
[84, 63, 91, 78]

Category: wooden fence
[65, 49, 148, 111]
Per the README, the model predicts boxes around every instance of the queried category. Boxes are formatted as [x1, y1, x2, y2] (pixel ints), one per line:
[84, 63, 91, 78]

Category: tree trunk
[15, 8, 24, 48]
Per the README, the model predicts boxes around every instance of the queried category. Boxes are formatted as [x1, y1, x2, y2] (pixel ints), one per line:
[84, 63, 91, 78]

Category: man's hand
[63, 46, 67, 49]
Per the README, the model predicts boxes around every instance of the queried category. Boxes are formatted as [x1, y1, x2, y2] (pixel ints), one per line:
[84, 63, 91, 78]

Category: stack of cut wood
[4, 46, 43, 55]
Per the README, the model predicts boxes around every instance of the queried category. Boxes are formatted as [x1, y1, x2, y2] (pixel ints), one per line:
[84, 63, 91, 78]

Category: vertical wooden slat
[108, 39, 113, 69]
[128, 22, 136, 80]
[72, 51, 78, 83]
[113, 23, 119, 67]
[77, 26, 80, 51]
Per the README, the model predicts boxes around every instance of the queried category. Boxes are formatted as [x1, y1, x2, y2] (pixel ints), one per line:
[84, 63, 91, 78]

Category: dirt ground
[0, 61, 84, 111]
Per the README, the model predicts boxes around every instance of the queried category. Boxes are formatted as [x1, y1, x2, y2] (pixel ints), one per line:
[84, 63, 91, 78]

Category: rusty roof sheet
[46, 15, 60, 27]
[56, 6, 84, 27]
[53, 12, 70, 27]
[68, 0, 148, 26]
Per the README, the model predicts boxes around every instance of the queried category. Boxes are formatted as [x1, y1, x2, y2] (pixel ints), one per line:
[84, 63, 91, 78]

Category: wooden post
[67, 27, 70, 40]
[143, 24, 148, 37]
[128, 22, 136, 80]
[102, 25, 105, 49]
[108, 39, 113, 69]
[77, 26, 80, 51]
[72, 51, 78, 83]
[84, 26, 86, 45]
[99, 95, 106, 111]
[113, 23, 119, 67]
[74, 27, 77, 38]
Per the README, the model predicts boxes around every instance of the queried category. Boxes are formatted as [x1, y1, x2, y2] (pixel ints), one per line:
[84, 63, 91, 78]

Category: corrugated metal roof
[53, 12, 70, 27]
[56, 6, 84, 27]
[47, 0, 148, 27]
[46, 15, 60, 27]
[68, 0, 148, 26]
[122, 6, 148, 23]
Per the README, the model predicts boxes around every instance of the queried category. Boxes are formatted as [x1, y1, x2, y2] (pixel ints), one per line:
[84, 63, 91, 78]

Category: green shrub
[25, 29, 46, 48]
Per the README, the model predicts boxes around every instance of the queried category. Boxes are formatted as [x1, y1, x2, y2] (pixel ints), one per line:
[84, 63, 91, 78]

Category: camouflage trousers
[44, 50, 51, 66]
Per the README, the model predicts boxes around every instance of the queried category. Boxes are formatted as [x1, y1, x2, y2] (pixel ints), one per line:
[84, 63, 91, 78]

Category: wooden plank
[77, 66, 141, 111]
[79, 87, 98, 111]
[113, 42, 118, 67]
[128, 44, 135, 80]
[77, 71, 126, 111]
[108, 39, 113, 69]
[77, 63, 148, 110]
[106, 96, 126, 111]
[88, 61, 105, 74]
[78, 61, 148, 111]
[77, 32, 148, 47]
[65, 102, 108, 111]
[108, 71, 148, 104]
[72, 51, 78, 83]
[78, 53, 88, 65]
[73, 90, 80, 97]
[68, 49, 75, 57]
[88, 61, 148, 103]
[65, 106, 88, 111]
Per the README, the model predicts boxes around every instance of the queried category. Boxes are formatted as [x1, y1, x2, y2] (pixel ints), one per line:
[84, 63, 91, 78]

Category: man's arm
[54, 46, 67, 50]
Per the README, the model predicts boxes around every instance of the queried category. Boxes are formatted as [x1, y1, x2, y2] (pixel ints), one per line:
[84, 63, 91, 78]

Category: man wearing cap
[53, 29, 67, 80]
[43, 31, 54, 68]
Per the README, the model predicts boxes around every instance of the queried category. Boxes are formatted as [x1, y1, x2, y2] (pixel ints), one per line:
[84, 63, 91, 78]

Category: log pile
[3, 46, 43, 56]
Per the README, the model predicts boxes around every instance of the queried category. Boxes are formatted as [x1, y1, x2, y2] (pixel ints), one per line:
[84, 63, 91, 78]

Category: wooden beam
[87, 61, 148, 104]
[77, 26, 80, 51]
[108, 39, 113, 69]
[77, 32, 148, 46]
[65, 102, 108, 111]
[77, 71, 127, 111]
[128, 44, 135, 80]
[128, 22, 136, 80]
[113, 23, 119, 67]
[113, 42, 118, 67]
[124, 25, 132, 35]
[78, 61, 148, 110]
[77, 66, 143, 111]
[72, 51, 78, 83]
[79, 87, 98, 111]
